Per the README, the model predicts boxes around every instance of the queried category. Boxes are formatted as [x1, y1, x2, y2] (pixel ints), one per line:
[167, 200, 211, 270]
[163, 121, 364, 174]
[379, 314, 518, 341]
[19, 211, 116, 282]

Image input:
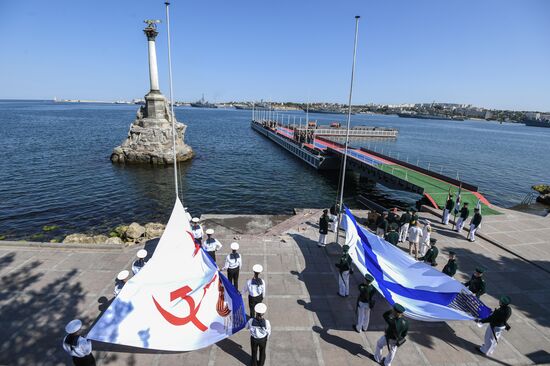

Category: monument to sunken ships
[111, 20, 193, 165]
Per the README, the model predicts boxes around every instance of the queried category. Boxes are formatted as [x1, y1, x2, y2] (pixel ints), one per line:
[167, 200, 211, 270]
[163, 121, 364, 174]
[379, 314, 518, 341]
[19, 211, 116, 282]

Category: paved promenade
[0, 208, 549, 365]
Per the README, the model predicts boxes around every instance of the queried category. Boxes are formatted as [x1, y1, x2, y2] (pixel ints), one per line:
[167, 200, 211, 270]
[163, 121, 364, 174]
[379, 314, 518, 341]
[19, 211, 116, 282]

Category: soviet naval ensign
[87, 199, 246, 351]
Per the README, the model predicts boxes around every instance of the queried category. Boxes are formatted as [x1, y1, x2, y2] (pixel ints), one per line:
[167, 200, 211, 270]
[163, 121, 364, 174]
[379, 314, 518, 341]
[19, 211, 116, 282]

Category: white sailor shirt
[62, 335, 93, 358]
[246, 318, 271, 339]
[132, 259, 145, 275]
[191, 225, 203, 239]
[222, 253, 242, 270]
[243, 278, 266, 297]
[202, 238, 222, 252]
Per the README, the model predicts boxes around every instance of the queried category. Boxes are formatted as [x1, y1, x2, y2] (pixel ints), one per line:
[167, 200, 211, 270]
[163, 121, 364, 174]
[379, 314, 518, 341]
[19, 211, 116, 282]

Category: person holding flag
[452, 186, 462, 229]
[477, 296, 512, 356]
[442, 192, 454, 225]
[455, 202, 470, 233]
[354, 274, 376, 332]
[244, 264, 266, 318]
[468, 202, 483, 242]
[222, 242, 242, 291]
[336, 245, 353, 297]
[62, 319, 96, 366]
[374, 303, 409, 366]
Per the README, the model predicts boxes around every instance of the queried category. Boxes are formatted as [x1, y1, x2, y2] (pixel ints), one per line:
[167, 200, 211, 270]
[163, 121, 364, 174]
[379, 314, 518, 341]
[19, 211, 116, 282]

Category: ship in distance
[190, 94, 218, 109]
[234, 102, 270, 110]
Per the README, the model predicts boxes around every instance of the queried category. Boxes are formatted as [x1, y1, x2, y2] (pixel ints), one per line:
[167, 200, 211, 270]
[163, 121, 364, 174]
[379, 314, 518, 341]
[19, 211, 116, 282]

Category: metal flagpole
[335, 15, 360, 245]
[165, 1, 179, 199]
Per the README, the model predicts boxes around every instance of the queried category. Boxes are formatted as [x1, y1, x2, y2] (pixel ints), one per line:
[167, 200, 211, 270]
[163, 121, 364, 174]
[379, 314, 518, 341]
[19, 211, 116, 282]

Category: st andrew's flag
[343, 207, 490, 322]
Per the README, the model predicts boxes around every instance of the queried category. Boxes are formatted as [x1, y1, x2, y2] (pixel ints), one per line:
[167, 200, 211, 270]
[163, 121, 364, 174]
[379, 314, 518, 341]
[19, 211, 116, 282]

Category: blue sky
[1, 0, 549, 111]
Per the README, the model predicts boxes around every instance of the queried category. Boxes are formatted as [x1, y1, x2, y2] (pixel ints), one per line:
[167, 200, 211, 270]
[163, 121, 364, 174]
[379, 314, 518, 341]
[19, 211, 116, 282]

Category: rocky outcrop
[63, 234, 93, 244]
[533, 184, 550, 206]
[145, 223, 165, 239]
[110, 92, 193, 165]
[125, 222, 146, 240]
[105, 237, 124, 245]
[63, 221, 166, 245]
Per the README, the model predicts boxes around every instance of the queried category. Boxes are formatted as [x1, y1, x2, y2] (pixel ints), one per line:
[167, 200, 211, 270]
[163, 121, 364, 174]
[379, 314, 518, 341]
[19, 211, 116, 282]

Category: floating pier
[251, 118, 497, 214]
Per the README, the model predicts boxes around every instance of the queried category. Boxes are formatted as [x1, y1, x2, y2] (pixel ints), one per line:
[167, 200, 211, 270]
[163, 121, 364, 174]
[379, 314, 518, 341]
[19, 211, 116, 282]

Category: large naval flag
[87, 199, 246, 351]
[342, 207, 491, 322]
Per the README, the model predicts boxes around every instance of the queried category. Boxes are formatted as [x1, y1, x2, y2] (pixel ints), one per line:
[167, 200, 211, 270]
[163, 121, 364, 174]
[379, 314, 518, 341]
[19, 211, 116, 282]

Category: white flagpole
[336, 16, 360, 245]
[165, 1, 178, 199]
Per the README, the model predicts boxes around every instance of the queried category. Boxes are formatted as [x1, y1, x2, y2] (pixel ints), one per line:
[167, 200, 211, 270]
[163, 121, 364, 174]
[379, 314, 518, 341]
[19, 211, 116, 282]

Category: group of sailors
[320, 207, 511, 365]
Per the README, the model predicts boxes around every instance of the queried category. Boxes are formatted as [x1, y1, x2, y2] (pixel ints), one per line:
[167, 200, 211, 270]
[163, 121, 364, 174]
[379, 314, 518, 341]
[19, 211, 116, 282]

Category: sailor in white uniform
[62, 319, 96, 366]
[114, 270, 129, 297]
[246, 303, 271, 366]
[202, 229, 222, 262]
[131, 249, 147, 275]
[419, 220, 432, 257]
[243, 264, 266, 318]
[190, 217, 203, 245]
[222, 242, 242, 291]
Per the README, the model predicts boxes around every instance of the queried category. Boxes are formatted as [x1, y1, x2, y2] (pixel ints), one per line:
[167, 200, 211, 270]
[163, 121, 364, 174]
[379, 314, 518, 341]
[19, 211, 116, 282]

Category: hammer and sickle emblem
[152, 274, 217, 332]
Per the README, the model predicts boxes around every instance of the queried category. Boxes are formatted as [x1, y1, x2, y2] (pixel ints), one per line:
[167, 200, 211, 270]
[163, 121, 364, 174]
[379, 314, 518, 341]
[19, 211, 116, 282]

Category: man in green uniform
[463, 268, 486, 298]
[336, 245, 353, 297]
[398, 209, 411, 243]
[374, 303, 409, 366]
[468, 207, 482, 242]
[385, 224, 399, 246]
[442, 194, 454, 225]
[477, 296, 512, 355]
[442, 251, 458, 277]
[455, 202, 470, 232]
[419, 238, 439, 266]
[318, 209, 330, 247]
[354, 274, 377, 332]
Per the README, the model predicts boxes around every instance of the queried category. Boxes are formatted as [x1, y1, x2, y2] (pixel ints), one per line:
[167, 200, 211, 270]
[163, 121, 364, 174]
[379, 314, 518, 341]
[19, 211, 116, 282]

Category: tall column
[144, 23, 160, 92]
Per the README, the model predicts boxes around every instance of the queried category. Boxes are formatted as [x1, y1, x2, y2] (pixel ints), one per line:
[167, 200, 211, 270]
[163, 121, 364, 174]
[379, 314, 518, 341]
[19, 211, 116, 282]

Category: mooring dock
[251, 119, 498, 214]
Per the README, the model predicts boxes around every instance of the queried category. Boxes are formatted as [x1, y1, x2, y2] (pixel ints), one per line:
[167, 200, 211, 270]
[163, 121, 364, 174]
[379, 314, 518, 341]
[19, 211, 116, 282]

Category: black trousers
[207, 251, 216, 263]
[73, 353, 96, 366]
[248, 295, 263, 318]
[227, 267, 239, 290]
[250, 336, 267, 366]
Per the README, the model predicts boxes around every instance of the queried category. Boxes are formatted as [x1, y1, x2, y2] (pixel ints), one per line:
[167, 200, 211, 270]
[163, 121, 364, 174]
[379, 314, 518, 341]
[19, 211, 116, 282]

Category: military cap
[430, 238, 437, 244]
[464, 202, 469, 206]
[474, 208, 480, 211]
[255, 303, 267, 314]
[449, 250, 456, 255]
[475, 267, 485, 273]
[390, 223, 398, 230]
[342, 245, 350, 252]
[393, 303, 406, 313]
[205, 229, 214, 235]
[191, 217, 200, 223]
[364, 274, 374, 282]
[411, 208, 417, 212]
[499, 296, 511, 305]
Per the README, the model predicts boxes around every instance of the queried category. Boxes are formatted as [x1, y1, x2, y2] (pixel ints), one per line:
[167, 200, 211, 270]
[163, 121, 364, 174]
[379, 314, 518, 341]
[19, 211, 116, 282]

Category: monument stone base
[110, 94, 193, 165]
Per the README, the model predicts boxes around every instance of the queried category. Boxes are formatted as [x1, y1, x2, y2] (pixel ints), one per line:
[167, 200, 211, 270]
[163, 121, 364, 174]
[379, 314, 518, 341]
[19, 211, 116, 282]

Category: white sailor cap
[252, 264, 263, 273]
[191, 217, 200, 223]
[65, 319, 82, 334]
[117, 270, 130, 281]
[205, 229, 214, 235]
[254, 303, 267, 314]
[137, 249, 147, 259]
[230, 242, 239, 250]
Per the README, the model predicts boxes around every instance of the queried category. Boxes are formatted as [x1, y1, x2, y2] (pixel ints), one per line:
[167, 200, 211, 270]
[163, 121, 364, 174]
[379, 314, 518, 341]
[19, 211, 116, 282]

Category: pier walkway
[314, 137, 500, 215]
[0, 208, 549, 365]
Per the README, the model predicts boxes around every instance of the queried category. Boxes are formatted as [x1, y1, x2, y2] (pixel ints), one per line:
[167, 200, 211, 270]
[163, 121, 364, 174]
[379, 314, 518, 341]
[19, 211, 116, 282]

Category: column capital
[144, 26, 159, 41]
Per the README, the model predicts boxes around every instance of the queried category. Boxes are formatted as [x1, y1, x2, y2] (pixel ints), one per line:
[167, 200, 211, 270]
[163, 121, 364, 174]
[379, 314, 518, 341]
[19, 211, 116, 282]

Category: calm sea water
[1, 100, 549, 240]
